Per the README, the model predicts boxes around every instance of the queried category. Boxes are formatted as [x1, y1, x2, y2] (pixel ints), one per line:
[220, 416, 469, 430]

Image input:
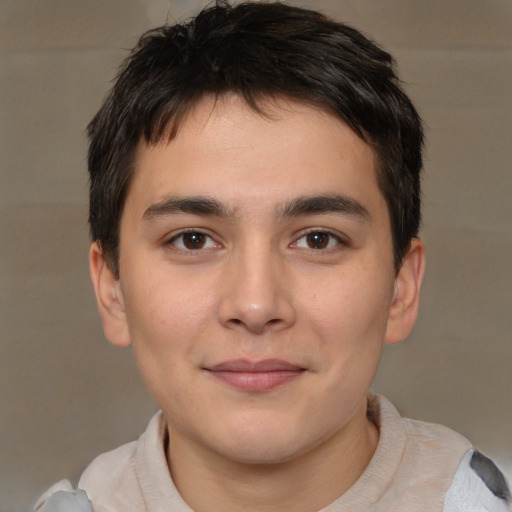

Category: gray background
[1, 1, 511, 511]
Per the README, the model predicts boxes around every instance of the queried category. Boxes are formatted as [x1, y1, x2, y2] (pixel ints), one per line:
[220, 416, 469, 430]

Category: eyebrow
[143, 196, 231, 220]
[142, 193, 371, 223]
[277, 194, 371, 222]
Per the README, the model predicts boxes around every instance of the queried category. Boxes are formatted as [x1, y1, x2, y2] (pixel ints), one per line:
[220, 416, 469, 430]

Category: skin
[90, 95, 425, 511]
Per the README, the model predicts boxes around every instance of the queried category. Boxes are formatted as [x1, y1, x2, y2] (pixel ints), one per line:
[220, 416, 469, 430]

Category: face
[91, 95, 423, 466]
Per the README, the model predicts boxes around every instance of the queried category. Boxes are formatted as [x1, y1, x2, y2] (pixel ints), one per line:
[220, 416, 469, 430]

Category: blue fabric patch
[38, 489, 93, 512]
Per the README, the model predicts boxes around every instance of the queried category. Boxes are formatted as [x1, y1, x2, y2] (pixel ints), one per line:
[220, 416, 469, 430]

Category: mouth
[204, 359, 306, 392]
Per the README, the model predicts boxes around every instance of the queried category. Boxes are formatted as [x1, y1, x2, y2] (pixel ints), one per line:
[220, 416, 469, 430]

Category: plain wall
[1, 1, 511, 511]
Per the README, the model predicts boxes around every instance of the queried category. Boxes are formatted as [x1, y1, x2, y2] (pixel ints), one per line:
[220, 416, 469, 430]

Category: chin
[217, 438, 308, 466]
[205, 414, 325, 466]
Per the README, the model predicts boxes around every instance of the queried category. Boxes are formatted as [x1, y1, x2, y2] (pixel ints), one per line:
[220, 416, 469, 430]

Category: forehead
[127, 95, 384, 219]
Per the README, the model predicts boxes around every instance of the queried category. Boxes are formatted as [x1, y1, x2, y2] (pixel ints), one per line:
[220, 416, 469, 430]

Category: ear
[385, 238, 426, 345]
[89, 242, 131, 347]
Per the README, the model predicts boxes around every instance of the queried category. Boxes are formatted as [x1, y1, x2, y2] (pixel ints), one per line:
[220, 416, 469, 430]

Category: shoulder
[32, 441, 140, 512]
[78, 412, 167, 509]
[401, 414, 473, 466]
[367, 395, 510, 511]
[33, 412, 165, 512]
[374, 394, 473, 473]
[399, 413, 511, 510]
[443, 449, 511, 512]
[77, 437, 140, 502]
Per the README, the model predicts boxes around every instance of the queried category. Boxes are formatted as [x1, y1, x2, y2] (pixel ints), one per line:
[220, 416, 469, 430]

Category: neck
[166, 400, 379, 512]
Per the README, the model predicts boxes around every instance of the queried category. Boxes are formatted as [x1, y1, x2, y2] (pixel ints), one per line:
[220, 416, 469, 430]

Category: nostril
[227, 316, 282, 331]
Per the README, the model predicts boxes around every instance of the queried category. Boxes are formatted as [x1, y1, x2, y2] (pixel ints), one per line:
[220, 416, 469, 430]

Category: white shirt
[34, 394, 511, 511]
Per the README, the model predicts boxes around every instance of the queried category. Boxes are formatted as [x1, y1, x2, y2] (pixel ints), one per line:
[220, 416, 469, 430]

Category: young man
[35, 2, 510, 511]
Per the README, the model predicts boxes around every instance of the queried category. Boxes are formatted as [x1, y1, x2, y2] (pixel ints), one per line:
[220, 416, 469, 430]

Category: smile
[205, 359, 306, 392]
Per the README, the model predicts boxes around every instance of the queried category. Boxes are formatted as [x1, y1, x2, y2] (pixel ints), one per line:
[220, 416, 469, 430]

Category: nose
[218, 245, 296, 334]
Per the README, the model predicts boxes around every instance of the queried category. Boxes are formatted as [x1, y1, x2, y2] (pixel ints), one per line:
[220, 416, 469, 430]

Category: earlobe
[89, 242, 131, 347]
[385, 238, 426, 345]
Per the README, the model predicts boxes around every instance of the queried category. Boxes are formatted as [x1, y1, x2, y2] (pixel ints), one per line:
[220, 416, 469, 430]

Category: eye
[293, 231, 343, 250]
[168, 231, 219, 251]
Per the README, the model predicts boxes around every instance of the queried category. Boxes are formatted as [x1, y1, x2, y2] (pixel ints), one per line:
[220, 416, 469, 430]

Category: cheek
[305, 267, 393, 343]
[122, 270, 215, 410]
[300, 264, 393, 398]
[123, 265, 215, 336]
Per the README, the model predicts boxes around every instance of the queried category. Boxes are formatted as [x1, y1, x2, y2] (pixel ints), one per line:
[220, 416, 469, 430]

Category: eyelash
[165, 228, 347, 254]
[166, 229, 220, 252]
[291, 229, 347, 251]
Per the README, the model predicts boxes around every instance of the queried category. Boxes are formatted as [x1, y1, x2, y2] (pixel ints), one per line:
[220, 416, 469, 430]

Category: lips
[205, 359, 306, 391]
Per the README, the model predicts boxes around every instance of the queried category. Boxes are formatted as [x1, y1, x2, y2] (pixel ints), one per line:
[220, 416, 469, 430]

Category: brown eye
[293, 230, 343, 251]
[306, 232, 330, 249]
[182, 232, 206, 249]
[169, 231, 218, 251]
